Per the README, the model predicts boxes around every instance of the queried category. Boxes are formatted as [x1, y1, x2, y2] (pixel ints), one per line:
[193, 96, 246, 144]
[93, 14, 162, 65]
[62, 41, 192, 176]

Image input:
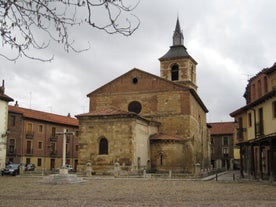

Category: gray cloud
[1, 0, 276, 122]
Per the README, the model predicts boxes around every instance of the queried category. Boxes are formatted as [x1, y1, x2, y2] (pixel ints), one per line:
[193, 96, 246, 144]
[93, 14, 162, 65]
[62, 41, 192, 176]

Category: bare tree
[0, 0, 140, 61]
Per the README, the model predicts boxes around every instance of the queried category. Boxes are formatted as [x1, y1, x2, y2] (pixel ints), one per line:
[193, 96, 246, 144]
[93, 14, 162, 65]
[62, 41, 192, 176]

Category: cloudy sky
[1, 0, 275, 122]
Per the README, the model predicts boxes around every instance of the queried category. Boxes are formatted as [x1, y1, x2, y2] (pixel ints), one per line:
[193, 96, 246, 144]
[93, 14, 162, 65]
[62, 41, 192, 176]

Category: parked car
[25, 163, 36, 171]
[56, 164, 74, 173]
[65, 164, 73, 172]
[1, 164, 20, 176]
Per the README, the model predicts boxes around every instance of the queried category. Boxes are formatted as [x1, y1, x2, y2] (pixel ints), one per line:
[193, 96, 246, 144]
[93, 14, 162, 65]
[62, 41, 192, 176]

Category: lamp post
[56, 129, 74, 174]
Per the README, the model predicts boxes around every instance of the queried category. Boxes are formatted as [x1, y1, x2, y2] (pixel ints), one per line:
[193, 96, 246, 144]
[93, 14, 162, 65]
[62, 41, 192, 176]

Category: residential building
[209, 122, 235, 170]
[76, 19, 210, 174]
[7, 103, 79, 171]
[230, 63, 276, 180]
[0, 80, 14, 169]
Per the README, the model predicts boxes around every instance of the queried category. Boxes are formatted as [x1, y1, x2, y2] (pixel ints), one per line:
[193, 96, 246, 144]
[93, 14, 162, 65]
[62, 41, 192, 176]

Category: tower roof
[159, 18, 195, 63]
[173, 17, 184, 46]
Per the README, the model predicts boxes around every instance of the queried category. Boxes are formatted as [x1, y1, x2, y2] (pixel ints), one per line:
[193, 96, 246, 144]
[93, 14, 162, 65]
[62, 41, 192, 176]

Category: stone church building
[77, 19, 210, 174]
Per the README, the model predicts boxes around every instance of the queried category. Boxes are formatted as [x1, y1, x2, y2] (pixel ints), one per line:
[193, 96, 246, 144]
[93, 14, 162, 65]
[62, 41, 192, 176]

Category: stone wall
[78, 115, 158, 174]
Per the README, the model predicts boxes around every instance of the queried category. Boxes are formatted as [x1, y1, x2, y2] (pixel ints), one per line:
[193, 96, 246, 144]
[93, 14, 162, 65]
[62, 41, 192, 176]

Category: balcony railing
[50, 150, 57, 157]
[7, 148, 16, 155]
[236, 127, 246, 141]
[49, 136, 58, 142]
[26, 148, 33, 155]
[255, 122, 264, 137]
[26, 131, 34, 139]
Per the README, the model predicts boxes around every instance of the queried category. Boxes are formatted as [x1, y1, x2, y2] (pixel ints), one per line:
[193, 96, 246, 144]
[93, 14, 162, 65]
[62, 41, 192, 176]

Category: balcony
[7, 149, 16, 156]
[26, 148, 33, 155]
[50, 150, 57, 157]
[236, 128, 246, 141]
[26, 131, 34, 139]
[49, 136, 58, 142]
[256, 122, 264, 137]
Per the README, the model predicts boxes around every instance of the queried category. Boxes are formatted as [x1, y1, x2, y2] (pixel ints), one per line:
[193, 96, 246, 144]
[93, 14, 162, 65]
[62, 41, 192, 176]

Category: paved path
[202, 170, 242, 181]
[1, 172, 276, 207]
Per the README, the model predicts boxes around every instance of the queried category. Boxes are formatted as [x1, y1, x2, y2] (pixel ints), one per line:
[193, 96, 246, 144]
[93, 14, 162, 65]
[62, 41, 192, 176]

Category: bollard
[143, 169, 146, 178]
[169, 170, 172, 179]
[215, 172, 218, 181]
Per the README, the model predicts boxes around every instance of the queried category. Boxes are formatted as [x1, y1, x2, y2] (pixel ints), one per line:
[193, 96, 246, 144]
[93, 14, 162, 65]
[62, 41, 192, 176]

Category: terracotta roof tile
[208, 122, 234, 135]
[150, 133, 186, 141]
[0, 93, 14, 102]
[9, 105, 78, 126]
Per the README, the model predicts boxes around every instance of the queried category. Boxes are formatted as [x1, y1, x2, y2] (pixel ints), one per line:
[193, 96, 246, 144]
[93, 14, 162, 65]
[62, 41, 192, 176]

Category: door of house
[50, 159, 55, 171]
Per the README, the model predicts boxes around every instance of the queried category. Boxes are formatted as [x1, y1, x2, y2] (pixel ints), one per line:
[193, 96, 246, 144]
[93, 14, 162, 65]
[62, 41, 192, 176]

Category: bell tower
[159, 18, 198, 91]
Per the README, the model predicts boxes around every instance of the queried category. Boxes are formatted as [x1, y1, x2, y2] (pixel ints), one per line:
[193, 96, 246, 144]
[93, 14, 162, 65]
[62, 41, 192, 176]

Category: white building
[0, 80, 13, 169]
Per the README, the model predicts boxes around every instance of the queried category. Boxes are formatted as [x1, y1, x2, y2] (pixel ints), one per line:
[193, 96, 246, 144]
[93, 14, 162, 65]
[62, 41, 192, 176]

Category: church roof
[0, 80, 13, 102]
[9, 105, 78, 126]
[0, 93, 13, 102]
[87, 68, 208, 113]
[76, 106, 161, 125]
[150, 133, 187, 142]
[76, 106, 134, 117]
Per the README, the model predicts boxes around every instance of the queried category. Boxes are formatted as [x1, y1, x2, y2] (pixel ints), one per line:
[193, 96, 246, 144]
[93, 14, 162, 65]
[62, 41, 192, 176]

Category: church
[76, 19, 210, 174]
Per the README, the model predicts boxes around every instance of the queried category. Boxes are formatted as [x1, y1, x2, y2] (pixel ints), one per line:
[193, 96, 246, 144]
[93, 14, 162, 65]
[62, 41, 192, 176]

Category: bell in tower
[159, 18, 198, 91]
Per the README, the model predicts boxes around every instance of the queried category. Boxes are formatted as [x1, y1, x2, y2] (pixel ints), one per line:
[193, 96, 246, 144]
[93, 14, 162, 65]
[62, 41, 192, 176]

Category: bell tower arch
[159, 18, 198, 91]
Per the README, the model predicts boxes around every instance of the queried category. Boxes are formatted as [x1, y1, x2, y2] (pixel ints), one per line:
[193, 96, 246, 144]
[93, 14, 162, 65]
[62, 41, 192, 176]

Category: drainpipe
[269, 139, 273, 181]
[240, 145, 244, 178]
[251, 108, 256, 179]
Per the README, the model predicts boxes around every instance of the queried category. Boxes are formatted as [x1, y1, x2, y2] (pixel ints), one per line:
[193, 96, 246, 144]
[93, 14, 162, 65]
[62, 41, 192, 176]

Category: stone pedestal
[86, 162, 92, 177]
[59, 168, 68, 175]
[114, 162, 120, 177]
[195, 163, 201, 177]
[43, 174, 83, 184]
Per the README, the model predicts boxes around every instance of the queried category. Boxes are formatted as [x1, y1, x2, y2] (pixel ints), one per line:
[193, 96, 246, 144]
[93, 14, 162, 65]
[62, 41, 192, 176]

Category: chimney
[67, 113, 71, 117]
[0, 80, 4, 94]
[15, 101, 19, 107]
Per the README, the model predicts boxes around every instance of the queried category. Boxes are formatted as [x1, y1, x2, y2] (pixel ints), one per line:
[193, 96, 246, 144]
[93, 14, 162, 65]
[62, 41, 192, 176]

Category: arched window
[190, 65, 194, 82]
[128, 101, 142, 114]
[171, 64, 179, 81]
[160, 154, 164, 166]
[99, 137, 108, 155]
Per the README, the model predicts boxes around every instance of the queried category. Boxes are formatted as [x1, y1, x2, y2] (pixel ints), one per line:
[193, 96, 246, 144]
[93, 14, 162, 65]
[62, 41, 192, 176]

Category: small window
[52, 127, 56, 137]
[132, 77, 138, 84]
[223, 136, 229, 146]
[223, 148, 229, 154]
[27, 123, 33, 134]
[273, 101, 276, 118]
[38, 125, 43, 133]
[38, 141, 43, 150]
[171, 64, 179, 81]
[99, 137, 108, 155]
[75, 145, 78, 152]
[248, 113, 252, 127]
[9, 139, 15, 153]
[264, 76, 268, 93]
[10, 115, 16, 126]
